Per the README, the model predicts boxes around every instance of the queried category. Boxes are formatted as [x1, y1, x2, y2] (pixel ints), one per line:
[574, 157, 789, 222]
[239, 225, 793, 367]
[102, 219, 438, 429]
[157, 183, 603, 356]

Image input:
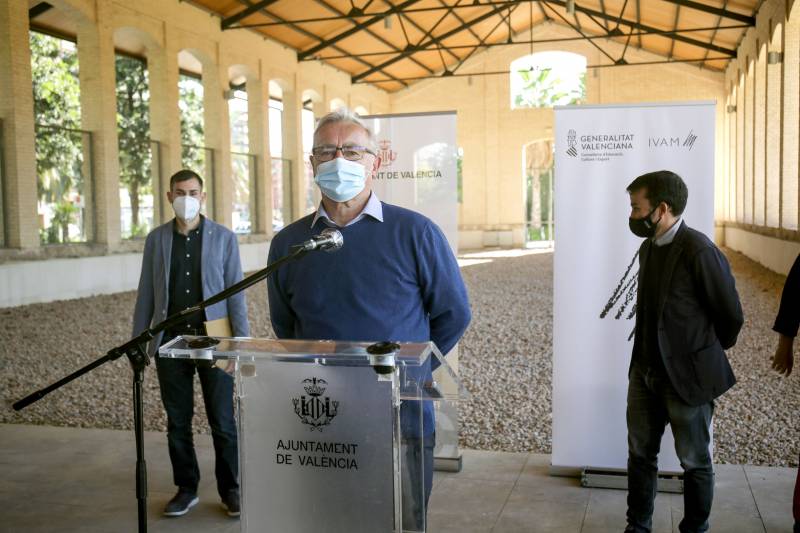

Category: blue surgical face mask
[314, 157, 367, 202]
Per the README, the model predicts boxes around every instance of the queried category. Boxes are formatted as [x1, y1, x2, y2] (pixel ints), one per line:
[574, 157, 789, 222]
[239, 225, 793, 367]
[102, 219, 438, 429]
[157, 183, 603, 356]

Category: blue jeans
[402, 434, 435, 532]
[155, 356, 238, 498]
[626, 363, 714, 533]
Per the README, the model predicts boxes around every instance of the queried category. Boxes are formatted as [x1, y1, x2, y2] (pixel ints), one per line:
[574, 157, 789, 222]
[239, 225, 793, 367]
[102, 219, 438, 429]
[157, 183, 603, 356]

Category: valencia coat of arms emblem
[292, 377, 339, 431]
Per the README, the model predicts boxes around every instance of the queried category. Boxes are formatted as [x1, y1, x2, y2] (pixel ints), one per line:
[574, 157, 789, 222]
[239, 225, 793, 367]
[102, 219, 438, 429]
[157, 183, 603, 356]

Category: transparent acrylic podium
[159, 336, 466, 533]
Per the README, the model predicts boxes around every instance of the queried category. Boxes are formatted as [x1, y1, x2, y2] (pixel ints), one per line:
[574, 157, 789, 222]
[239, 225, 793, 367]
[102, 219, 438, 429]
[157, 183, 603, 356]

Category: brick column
[147, 34, 181, 224]
[483, 68, 500, 240]
[312, 99, 326, 120]
[203, 60, 232, 228]
[282, 84, 305, 222]
[309, 99, 325, 209]
[247, 75, 270, 236]
[0, 0, 38, 249]
[76, 5, 120, 246]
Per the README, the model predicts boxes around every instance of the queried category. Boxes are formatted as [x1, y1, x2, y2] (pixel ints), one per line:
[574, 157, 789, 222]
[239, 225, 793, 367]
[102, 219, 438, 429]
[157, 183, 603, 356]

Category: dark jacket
[773, 253, 800, 338]
[633, 221, 744, 406]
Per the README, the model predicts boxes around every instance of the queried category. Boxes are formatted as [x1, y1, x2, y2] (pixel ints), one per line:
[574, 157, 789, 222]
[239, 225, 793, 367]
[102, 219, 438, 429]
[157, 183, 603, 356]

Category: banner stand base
[549, 464, 582, 477]
[581, 467, 684, 493]
[434, 454, 463, 473]
[549, 465, 684, 493]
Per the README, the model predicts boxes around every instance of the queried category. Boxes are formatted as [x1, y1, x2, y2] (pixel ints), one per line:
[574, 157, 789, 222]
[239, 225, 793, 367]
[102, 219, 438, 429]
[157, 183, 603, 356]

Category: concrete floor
[0, 424, 795, 532]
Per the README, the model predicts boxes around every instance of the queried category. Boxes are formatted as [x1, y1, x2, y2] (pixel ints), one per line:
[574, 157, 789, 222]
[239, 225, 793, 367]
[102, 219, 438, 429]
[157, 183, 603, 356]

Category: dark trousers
[402, 434, 435, 532]
[155, 356, 239, 498]
[794, 453, 800, 533]
[626, 363, 714, 533]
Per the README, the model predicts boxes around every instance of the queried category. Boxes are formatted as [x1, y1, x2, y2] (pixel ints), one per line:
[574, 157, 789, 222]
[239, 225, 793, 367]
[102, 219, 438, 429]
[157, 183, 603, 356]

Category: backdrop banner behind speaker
[362, 111, 458, 251]
[362, 111, 462, 468]
[552, 101, 716, 472]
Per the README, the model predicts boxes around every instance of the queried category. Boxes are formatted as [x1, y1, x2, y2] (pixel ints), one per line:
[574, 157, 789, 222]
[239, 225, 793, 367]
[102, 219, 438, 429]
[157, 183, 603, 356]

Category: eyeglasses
[311, 144, 376, 162]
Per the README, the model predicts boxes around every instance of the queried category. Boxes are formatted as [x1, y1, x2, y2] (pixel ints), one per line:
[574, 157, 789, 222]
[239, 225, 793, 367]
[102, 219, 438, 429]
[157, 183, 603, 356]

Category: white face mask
[172, 195, 200, 222]
[313, 157, 367, 202]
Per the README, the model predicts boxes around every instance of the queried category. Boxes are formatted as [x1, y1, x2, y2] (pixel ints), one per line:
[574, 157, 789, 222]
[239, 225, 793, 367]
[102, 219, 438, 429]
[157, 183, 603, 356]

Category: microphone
[295, 228, 344, 253]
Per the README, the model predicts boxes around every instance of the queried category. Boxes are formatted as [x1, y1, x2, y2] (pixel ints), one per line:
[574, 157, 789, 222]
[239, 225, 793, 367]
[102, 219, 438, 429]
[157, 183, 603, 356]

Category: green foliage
[40, 226, 59, 245]
[51, 201, 79, 243]
[115, 55, 152, 235]
[228, 91, 249, 152]
[231, 155, 250, 200]
[179, 74, 205, 170]
[526, 167, 554, 242]
[30, 31, 85, 244]
[29, 32, 81, 128]
[512, 51, 587, 109]
[229, 91, 250, 232]
[231, 154, 252, 233]
[514, 66, 585, 108]
[128, 222, 149, 239]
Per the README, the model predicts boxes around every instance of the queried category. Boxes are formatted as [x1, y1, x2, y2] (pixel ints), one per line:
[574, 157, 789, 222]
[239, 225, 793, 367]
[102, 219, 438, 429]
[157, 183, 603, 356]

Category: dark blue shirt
[167, 217, 204, 336]
[267, 202, 471, 436]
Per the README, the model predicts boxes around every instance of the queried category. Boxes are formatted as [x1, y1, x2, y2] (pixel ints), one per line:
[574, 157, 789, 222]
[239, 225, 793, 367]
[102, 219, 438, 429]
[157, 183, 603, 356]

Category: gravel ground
[1, 247, 797, 467]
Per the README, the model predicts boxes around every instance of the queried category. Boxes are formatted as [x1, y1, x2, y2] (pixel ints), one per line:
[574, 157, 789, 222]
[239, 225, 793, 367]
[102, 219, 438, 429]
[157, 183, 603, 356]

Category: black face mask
[628, 206, 662, 238]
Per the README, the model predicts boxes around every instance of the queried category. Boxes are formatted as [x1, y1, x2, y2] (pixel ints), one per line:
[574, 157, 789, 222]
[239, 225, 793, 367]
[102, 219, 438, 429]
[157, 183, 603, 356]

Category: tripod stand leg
[131, 353, 148, 533]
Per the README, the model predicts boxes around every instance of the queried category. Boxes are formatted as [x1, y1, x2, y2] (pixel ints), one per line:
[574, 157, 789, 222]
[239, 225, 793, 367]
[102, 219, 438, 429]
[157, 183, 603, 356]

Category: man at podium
[267, 108, 471, 527]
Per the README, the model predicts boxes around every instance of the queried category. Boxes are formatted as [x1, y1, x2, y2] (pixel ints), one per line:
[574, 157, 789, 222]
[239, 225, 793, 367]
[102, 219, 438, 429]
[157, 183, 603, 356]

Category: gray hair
[313, 107, 377, 152]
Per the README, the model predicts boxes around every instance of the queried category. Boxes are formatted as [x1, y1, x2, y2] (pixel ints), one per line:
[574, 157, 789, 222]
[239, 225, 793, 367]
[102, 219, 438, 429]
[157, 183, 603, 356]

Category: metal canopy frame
[211, 0, 756, 91]
[298, 0, 421, 60]
[661, 0, 755, 24]
[304, 23, 748, 61]
[221, 0, 281, 30]
[311, 0, 438, 76]
[230, 0, 412, 87]
[29, 2, 54, 19]
[353, 1, 513, 82]
[545, 0, 737, 56]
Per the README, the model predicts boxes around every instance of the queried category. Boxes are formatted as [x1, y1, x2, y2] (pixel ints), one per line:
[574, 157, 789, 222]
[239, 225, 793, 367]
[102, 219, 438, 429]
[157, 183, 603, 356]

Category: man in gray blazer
[132, 169, 249, 518]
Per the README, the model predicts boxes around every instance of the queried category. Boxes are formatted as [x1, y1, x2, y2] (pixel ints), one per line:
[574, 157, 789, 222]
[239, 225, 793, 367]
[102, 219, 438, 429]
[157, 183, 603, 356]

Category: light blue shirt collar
[653, 218, 683, 247]
[311, 191, 384, 228]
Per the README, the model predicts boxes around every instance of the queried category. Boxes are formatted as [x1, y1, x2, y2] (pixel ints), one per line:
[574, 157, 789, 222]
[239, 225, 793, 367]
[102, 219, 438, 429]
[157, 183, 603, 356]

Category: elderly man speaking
[266, 108, 471, 526]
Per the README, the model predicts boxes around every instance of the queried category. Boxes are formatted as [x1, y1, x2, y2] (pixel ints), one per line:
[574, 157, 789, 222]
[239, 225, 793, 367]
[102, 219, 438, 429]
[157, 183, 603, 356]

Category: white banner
[362, 111, 461, 466]
[362, 111, 458, 253]
[552, 101, 716, 471]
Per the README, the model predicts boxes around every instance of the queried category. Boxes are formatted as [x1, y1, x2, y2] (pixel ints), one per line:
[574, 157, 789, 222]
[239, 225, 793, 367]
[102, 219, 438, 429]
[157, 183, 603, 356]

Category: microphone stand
[12, 244, 311, 533]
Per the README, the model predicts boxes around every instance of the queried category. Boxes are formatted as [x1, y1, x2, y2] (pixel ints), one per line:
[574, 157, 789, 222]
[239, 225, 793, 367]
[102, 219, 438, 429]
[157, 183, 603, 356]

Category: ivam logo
[648, 130, 698, 151]
[683, 130, 698, 150]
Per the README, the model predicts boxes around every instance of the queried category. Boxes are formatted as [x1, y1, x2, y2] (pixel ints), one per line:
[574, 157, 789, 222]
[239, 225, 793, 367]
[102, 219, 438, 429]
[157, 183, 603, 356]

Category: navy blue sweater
[267, 202, 471, 436]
